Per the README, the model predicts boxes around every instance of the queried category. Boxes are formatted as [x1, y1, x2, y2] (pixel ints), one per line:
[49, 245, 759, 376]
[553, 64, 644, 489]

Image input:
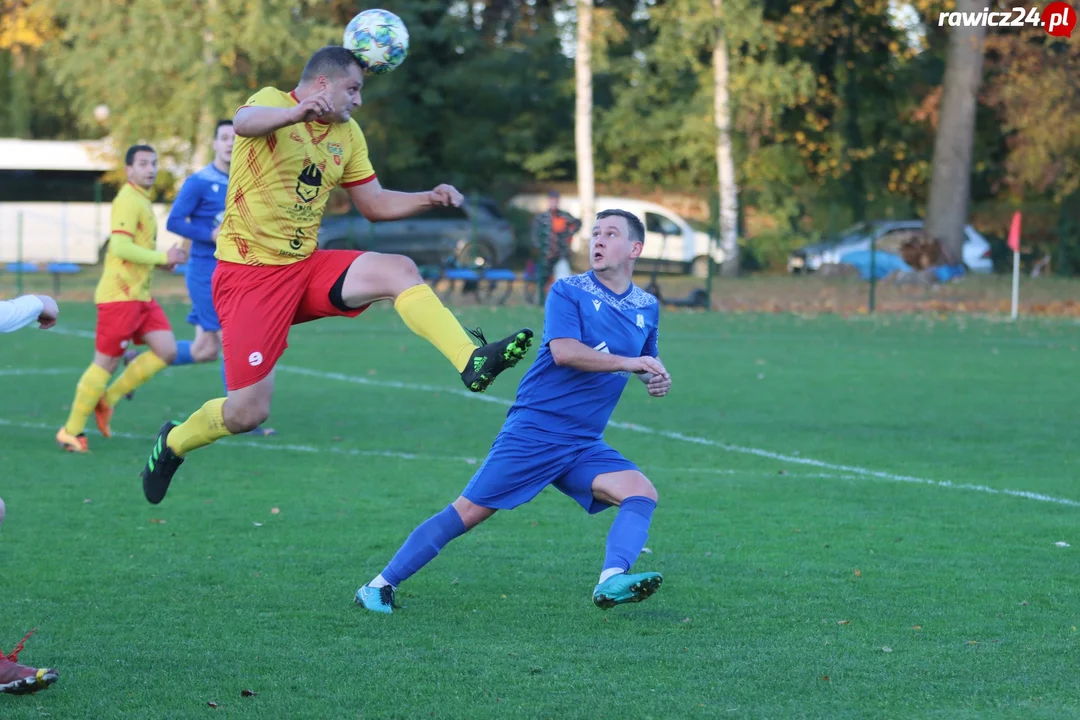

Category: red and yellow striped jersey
[216, 87, 376, 266]
[95, 182, 165, 304]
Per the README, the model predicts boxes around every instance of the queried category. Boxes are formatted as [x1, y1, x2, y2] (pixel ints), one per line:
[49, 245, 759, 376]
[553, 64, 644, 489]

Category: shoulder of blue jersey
[557, 273, 658, 312]
[192, 165, 228, 183]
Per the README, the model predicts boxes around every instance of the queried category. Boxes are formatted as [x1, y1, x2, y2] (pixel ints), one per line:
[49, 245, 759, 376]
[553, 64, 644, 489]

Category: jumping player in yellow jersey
[56, 145, 188, 452]
[138, 46, 533, 503]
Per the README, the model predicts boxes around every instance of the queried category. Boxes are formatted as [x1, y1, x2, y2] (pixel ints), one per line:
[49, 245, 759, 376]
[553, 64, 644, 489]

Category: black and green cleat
[461, 327, 534, 393]
[141, 421, 185, 505]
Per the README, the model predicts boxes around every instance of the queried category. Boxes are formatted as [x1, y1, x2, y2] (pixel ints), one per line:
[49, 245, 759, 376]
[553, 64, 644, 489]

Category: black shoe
[460, 328, 533, 393]
[141, 422, 184, 504]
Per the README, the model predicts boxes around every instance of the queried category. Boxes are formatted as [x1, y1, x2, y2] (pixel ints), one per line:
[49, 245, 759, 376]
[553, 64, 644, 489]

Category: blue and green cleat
[460, 328, 533, 393]
[592, 571, 663, 609]
[355, 584, 397, 614]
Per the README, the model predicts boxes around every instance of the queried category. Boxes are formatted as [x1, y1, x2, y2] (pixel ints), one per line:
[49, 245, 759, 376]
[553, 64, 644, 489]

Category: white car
[509, 194, 726, 277]
[788, 220, 993, 274]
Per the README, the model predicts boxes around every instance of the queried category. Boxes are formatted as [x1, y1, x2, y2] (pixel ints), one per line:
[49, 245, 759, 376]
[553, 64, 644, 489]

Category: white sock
[369, 574, 391, 589]
[598, 568, 624, 584]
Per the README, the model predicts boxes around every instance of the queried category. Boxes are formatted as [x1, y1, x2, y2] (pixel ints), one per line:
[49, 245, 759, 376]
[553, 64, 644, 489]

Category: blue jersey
[502, 271, 660, 445]
[166, 164, 229, 264]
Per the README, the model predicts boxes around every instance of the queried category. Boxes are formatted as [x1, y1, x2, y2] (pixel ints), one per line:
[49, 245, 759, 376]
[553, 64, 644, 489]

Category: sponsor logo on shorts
[248, 351, 263, 367]
[277, 249, 306, 259]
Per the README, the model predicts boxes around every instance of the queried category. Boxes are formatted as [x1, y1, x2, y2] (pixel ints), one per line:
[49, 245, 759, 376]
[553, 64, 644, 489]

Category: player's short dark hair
[596, 209, 645, 245]
[301, 46, 363, 83]
[125, 144, 156, 166]
[214, 119, 233, 137]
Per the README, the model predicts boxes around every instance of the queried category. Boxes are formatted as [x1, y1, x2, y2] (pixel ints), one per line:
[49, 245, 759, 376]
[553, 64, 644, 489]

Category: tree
[38, 0, 334, 183]
[712, 0, 739, 276]
[576, 0, 596, 254]
[926, 0, 990, 264]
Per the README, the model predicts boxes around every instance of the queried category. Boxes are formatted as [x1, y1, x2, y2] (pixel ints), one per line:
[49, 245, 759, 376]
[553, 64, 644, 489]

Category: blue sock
[381, 505, 467, 587]
[602, 496, 657, 574]
[220, 359, 229, 394]
[172, 340, 194, 366]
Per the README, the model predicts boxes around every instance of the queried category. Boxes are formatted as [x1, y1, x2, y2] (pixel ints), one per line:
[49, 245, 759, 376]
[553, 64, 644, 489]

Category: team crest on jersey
[329, 142, 343, 166]
[295, 163, 323, 203]
[636, 313, 644, 328]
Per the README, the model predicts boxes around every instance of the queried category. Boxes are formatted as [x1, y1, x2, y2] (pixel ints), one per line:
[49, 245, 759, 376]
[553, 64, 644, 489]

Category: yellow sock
[393, 284, 476, 372]
[166, 398, 231, 456]
[104, 351, 168, 407]
[64, 364, 111, 436]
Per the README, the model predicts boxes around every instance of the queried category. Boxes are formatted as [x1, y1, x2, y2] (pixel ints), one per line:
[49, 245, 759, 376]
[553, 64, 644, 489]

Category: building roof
[0, 138, 113, 172]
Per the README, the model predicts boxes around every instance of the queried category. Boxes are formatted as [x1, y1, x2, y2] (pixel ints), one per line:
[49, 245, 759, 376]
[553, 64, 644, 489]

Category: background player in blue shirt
[152, 119, 276, 434]
[356, 209, 672, 614]
[166, 119, 232, 370]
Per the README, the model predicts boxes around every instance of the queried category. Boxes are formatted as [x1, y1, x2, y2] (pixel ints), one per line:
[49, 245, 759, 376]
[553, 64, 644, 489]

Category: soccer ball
[343, 9, 409, 75]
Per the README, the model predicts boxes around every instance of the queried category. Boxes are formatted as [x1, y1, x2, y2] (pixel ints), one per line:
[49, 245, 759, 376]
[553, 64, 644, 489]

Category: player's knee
[384, 254, 423, 295]
[633, 474, 659, 504]
[226, 398, 270, 433]
[154, 347, 178, 365]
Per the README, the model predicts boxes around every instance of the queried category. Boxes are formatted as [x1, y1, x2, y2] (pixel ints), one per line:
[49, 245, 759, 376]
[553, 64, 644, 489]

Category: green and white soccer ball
[343, 9, 409, 75]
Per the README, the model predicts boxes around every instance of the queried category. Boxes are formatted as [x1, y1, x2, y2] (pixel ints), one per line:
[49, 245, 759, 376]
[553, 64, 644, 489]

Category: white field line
[7, 363, 1079, 508]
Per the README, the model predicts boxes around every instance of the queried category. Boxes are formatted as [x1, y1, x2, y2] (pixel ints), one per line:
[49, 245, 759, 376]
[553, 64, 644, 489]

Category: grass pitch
[1, 302, 1078, 719]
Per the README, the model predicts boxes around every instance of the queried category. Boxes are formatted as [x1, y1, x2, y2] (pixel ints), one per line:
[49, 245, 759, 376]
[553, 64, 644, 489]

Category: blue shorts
[462, 432, 639, 514]
[185, 259, 220, 332]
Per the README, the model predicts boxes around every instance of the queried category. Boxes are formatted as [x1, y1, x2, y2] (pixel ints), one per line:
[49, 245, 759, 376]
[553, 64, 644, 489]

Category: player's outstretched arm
[0, 295, 57, 332]
[347, 178, 464, 222]
[549, 337, 670, 378]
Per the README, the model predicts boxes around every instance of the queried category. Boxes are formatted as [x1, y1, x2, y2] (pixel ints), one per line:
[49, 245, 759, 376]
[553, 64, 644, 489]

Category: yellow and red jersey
[216, 87, 377, 266]
[95, 182, 165, 304]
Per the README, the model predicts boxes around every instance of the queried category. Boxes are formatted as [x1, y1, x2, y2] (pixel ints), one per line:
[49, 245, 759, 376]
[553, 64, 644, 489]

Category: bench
[5, 262, 83, 295]
[435, 267, 520, 305]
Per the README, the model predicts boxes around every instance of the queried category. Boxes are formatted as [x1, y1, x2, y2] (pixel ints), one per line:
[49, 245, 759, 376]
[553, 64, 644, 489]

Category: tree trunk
[713, 0, 739, 277]
[926, 0, 989, 265]
[574, 0, 595, 261]
[190, 0, 218, 172]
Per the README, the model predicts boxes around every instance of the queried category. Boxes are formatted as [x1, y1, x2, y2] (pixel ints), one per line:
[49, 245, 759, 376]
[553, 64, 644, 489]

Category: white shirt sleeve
[0, 295, 45, 333]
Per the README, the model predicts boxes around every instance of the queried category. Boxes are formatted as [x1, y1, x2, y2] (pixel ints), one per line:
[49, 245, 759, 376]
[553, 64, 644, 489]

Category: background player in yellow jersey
[139, 46, 533, 503]
[56, 145, 187, 452]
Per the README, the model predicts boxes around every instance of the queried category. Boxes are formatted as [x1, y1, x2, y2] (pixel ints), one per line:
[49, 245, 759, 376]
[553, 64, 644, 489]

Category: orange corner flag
[1007, 211, 1022, 253]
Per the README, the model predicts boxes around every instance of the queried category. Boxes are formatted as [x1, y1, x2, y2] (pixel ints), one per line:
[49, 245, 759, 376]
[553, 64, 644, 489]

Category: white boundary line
[6, 365, 1079, 509]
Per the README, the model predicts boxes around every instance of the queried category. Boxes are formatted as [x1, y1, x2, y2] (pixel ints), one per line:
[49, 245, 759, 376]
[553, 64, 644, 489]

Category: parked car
[317, 196, 515, 268]
[787, 220, 993, 275]
[509, 194, 726, 277]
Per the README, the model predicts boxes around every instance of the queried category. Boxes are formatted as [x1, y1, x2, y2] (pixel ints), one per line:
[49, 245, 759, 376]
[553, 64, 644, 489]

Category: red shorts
[213, 250, 370, 390]
[95, 300, 172, 356]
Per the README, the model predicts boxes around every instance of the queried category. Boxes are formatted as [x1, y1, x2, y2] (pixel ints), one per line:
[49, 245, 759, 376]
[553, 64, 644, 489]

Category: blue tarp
[838, 250, 912, 280]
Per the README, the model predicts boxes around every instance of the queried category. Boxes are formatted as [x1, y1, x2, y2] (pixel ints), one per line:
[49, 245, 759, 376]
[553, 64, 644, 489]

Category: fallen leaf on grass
[1054, 541, 1070, 547]
[912, 625, 923, 630]
[253, 522, 263, 527]
[966, 640, 979, 645]
[881, 646, 893, 653]
[207, 701, 219, 709]
[83, 499, 92, 504]
[821, 675, 831, 682]
[270, 508, 280, 515]
[641, 547, 653, 554]
[854, 569, 861, 577]
[240, 689, 257, 697]
[148, 518, 166, 524]
[837, 620, 850, 625]
[1020, 601, 1029, 606]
